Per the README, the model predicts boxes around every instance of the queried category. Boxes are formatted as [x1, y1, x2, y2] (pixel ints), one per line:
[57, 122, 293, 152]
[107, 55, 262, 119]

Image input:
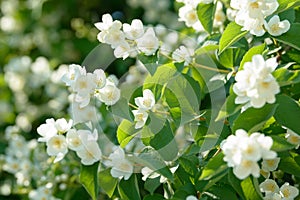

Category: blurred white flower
[265, 15, 290, 36]
[186, 195, 198, 200]
[135, 89, 155, 110]
[66, 129, 83, 151]
[136, 27, 159, 56]
[46, 135, 68, 163]
[233, 54, 280, 109]
[264, 193, 282, 200]
[261, 158, 280, 172]
[114, 41, 132, 59]
[280, 183, 299, 200]
[73, 73, 96, 108]
[54, 118, 73, 134]
[172, 45, 194, 66]
[106, 147, 133, 180]
[37, 118, 58, 142]
[123, 19, 144, 40]
[96, 80, 121, 106]
[61, 64, 86, 89]
[132, 109, 149, 129]
[93, 69, 106, 89]
[285, 128, 300, 148]
[260, 179, 280, 194]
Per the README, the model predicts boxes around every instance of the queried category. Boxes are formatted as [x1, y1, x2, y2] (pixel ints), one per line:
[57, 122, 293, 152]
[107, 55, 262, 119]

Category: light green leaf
[199, 153, 227, 180]
[276, 0, 300, 13]
[275, 23, 300, 51]
[232, 104, 278, 133]
[118, 175, 141, 200]
[79, 162, 99, 200]
[241, 177, 263, 200]
[197, 3, 216, 34]
[117, 119, 139, 148]
[219, 22, 248, 54]
[98, 168, 118, 198]
[239, 43, 266, 69]
[278, 156, 300, 177]
[273, 67, 300, 86]
[271, 135, 296, 152]
[215, 93, 243, 121]
[218, 47, 246, 69]
[274, 94, 300, 134]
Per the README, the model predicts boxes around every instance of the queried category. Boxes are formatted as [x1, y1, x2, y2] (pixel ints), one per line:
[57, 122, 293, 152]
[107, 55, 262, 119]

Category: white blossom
[61, 64, 86, 89]
[46, 135, 68, 163]
[93, 69, 106, 89]
[123, 19, 144, 40]
[73, 73, 96, 108]
[66, 129, 83, 151]
[233, 54, 280, 109]
[265, 15, 290, 36]
[280, 183, 299, 200]
[172, 45, 194, 66]
[136, 27, 159, 56]
[106, 147, 133, 180]
[132, 109, 149, 129]
[261, 158, 280, 172]
[37, 118, 57, 142]
[96, 80, 121, 106]
[285, 129, 300, 148]
[260, 179, 280, 194]
[134, 89, 155, 110]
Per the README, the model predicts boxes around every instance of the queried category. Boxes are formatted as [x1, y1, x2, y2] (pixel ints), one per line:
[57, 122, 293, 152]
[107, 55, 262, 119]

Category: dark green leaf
[199, 153, 227, 180]
[278, 156, 300, 177]
[98, 168, 118, 198]
[232, 104, 278, 133]
[144, 177, 161, 195]
[138, 53, 159, 75]
[275, 23, 300, 51]
[215, 93, 243, 121]
[271, 135, 297, 151]
[239, 43, 266, 69]
[273, 67, 300, 86]
[274, 94, 300, 134]
[118, 175, 141, 200]
[79, 162, 99, 200]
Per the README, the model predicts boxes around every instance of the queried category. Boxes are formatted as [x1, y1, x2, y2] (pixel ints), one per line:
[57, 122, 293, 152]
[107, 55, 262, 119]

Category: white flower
[178, 4, 199, 27]
[265, 15, 290, 36]
[261, 158, 280, 172]
[66, 129, 83, 151]
[264, 193, 282, 200]
[132, 109, 149, 129]
[221, 129, 277, 179]
[233, 54, 280, 109]
[103, 29, 126, 48]
[71, 102, 101, 125]
[54, 118, 73, 134]
[233, 159, 260, 179]
[76, 129, 102, 165]
[114, 41, 132, 59]
[172, 46, 194, 66]
[106, 147, 133, 180]
[285, 129, 300, 148]
[134, 89, 155, 110]
[61, 64, 86, 89]
[186, 195, 198, 200]
[46, 135, 68, 163]
[280, 183, 299, 200]
[260, 179, 280, 194]
[123, 19, 144, 40]
[141, 165, 178, 183]
[73, 73, 96, 107]
[37, 118, 57, 142]
[136, 27, 159, 56]
[96, 80, 121, 106]
[93, 69, 106, 89]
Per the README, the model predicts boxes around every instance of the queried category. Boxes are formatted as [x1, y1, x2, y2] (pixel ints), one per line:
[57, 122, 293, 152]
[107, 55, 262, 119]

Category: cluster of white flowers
[233, 54, 280, 109]
[29, 185, 60, 200]
[177, 0, 225, 32]
[131, 89, 155, 129]
[95, 14, 159, 59]
[230, 0, 290, 36]
[37, 118, 102, 165]
[260, 179, 299, 200]
[62, 64, 120, 109]
[221, 129, 277, 180]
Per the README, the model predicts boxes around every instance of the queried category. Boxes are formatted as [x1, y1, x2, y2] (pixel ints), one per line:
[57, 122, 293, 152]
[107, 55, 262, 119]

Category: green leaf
[144, 194, 165, 200]
[179, 155, 199, 176]
[197, 3, 216, 34]
[271, 135, 297, 151]
[218, 47, 246, 69]
[219, 22, 248, 54]
[98, 168, 118, 198]
[195, 44, 219, 55]
[232, 104, 278, 133]
[144, 177, 161, 195]
[199, 153, 227, 180]
[275, 23, 300, 51]
[278, 156, 300, 177]
[228, 170, 246, 199]
[118, 174, 141, 200]
[138, 53, 159, 75]
[276, 0, 300, 13]
[274, 94, 300, 134]
[239, 43, 266, 69]
[215, 93, 243, 121]
[110, 97, 132, 121]
[144, 63, 200, 125]
[241, 177, 263, 200]
[117, 119, 139, 148]
[208, 185, 239, 200]
[273, 67, 300, 86]
[150, 121, 178, 161]
[79, 162, 99, 200]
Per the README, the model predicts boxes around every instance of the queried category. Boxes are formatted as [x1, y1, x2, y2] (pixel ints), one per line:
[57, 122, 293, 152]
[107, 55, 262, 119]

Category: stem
[192, 62, 231, 73]
[128, 102, 139, 110]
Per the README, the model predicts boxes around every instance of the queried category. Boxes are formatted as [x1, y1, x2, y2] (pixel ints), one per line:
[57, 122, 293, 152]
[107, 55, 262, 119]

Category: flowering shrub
[1, 0, 300, 200]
